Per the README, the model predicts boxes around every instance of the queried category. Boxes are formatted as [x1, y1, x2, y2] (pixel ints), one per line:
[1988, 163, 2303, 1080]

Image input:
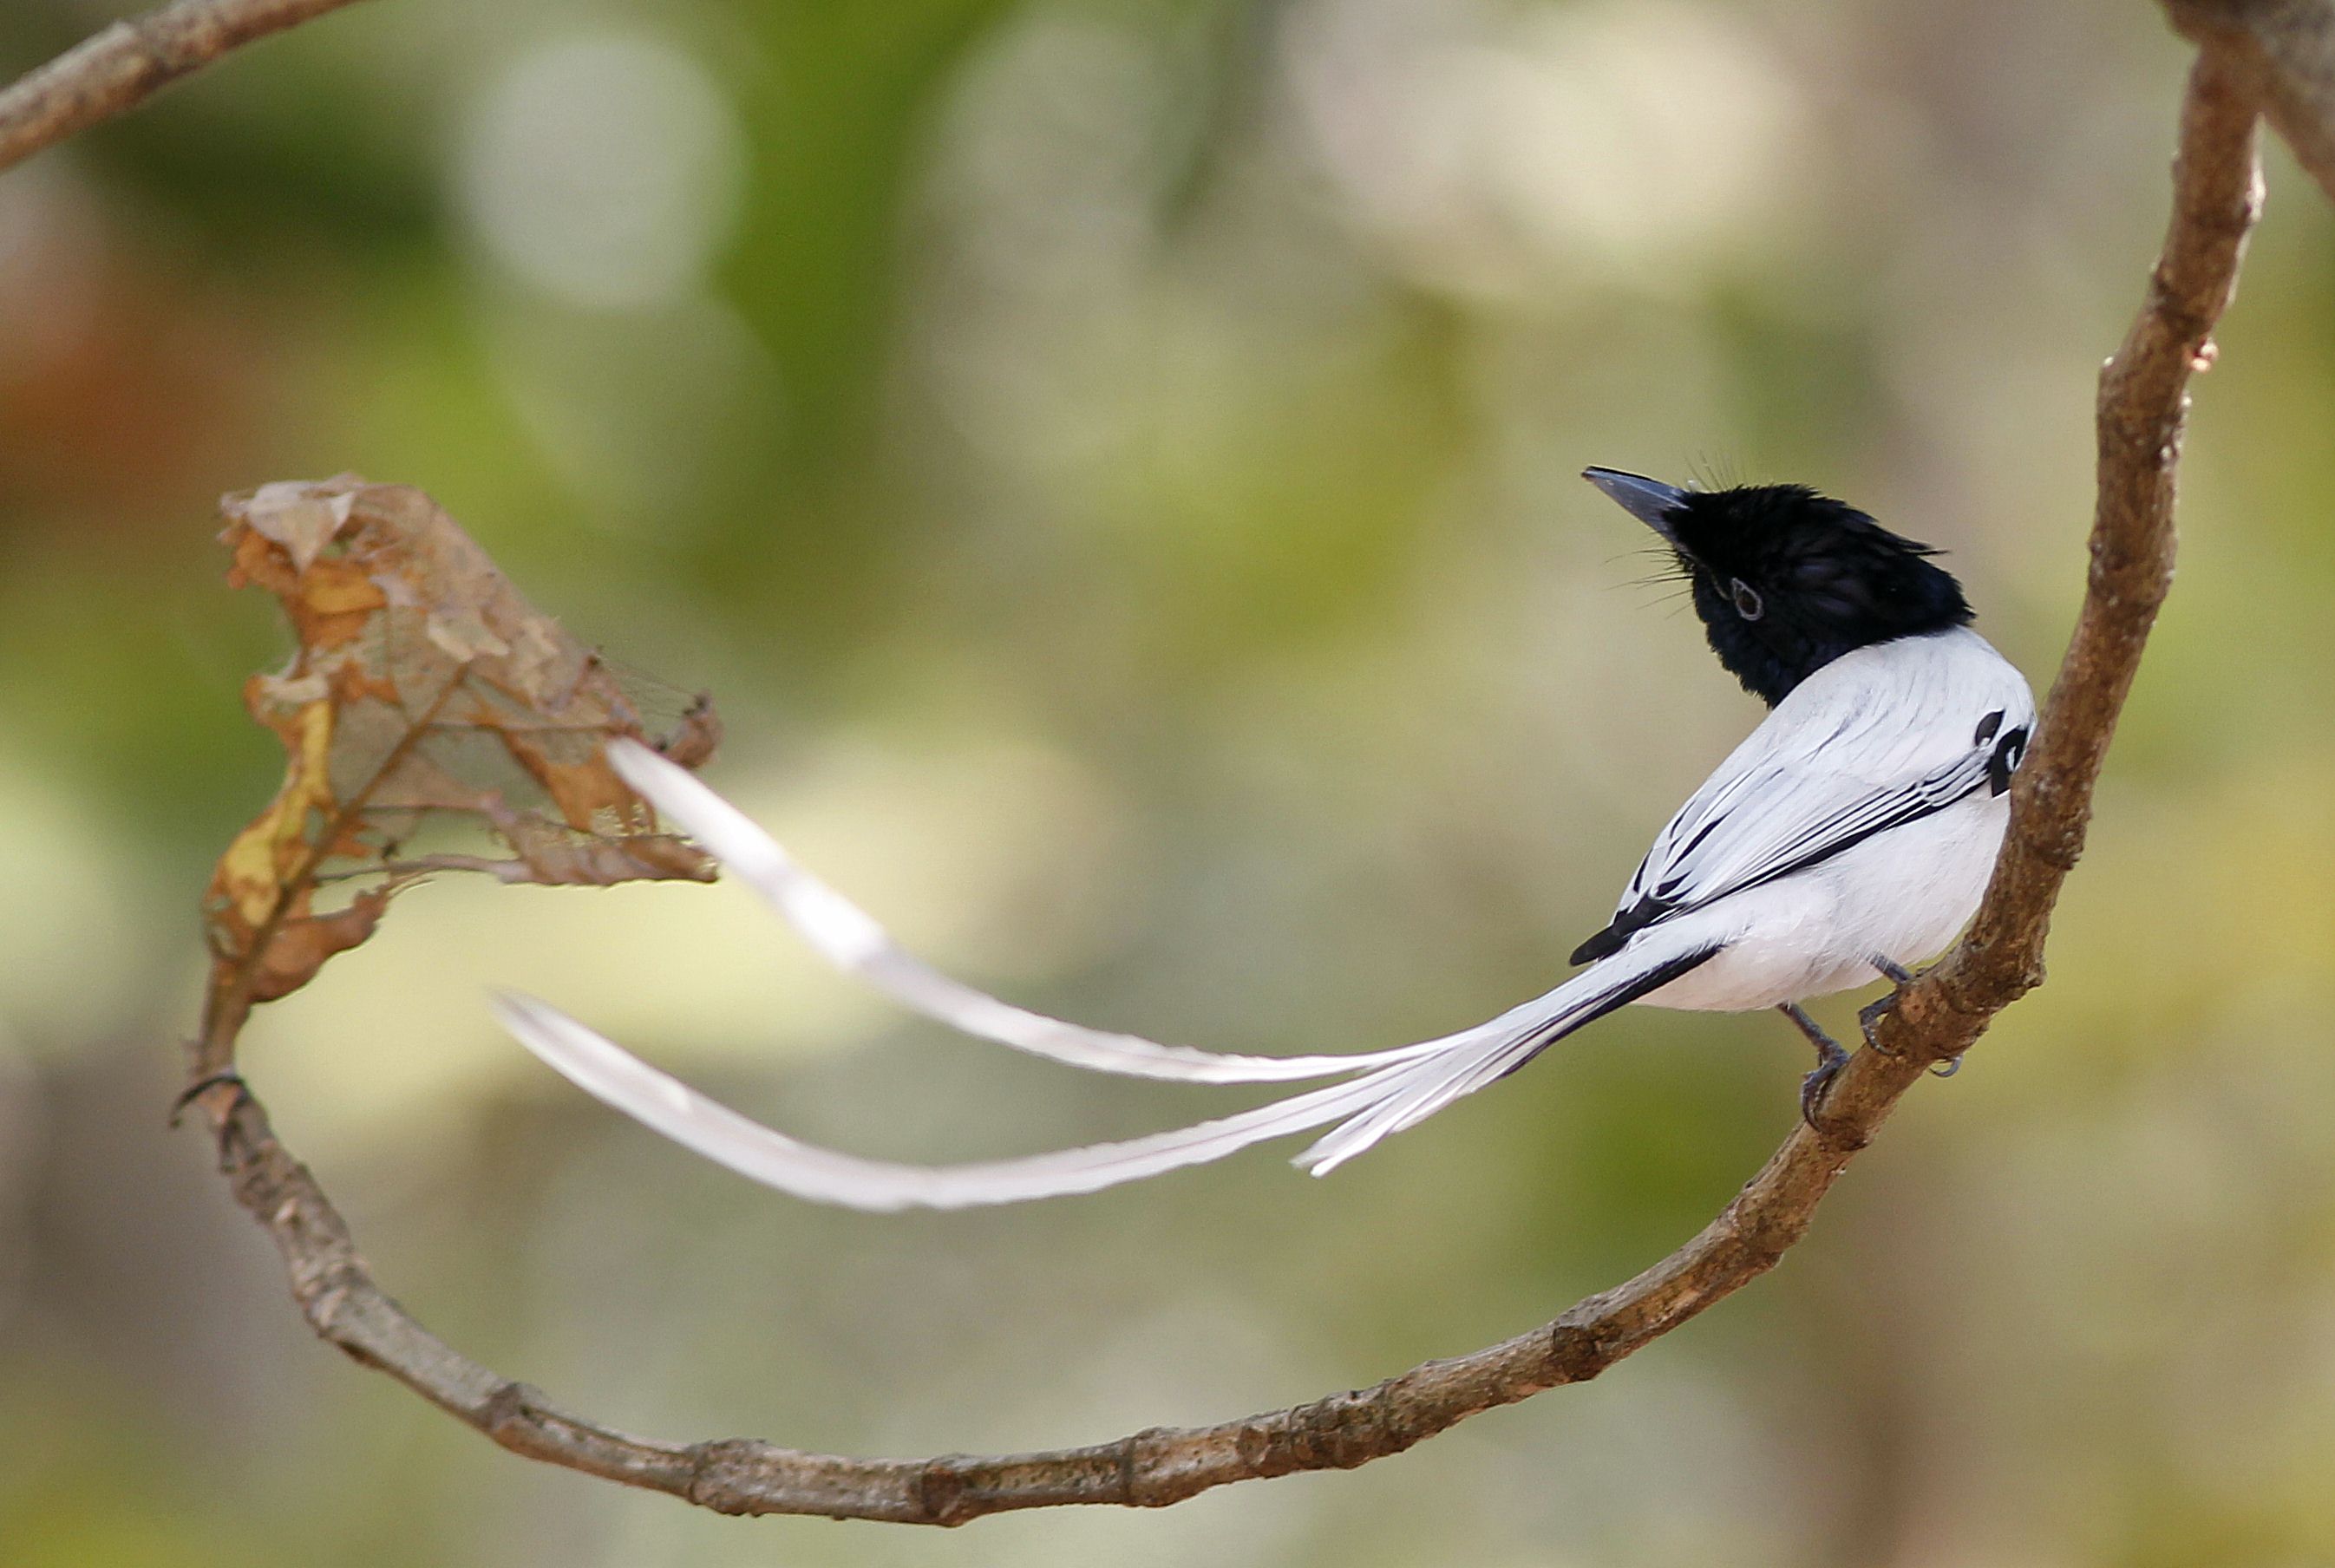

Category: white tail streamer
[493, 932, 1697, 1207]
[491, 746, 1724, 1207]
[603, 739, 1456, 1085]
[495, 991, 1427, 1210]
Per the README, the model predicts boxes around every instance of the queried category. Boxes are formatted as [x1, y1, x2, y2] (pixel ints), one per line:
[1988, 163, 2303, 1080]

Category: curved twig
[0, 0, 372, 174]
[173, 32, 2264, 1529]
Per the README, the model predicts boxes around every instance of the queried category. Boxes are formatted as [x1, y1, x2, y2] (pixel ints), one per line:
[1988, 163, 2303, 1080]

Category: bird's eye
[1730, 578, 1764, 621]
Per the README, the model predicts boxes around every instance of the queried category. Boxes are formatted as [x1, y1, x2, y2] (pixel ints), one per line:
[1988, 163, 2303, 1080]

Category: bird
[494, 467, 2033, 1211]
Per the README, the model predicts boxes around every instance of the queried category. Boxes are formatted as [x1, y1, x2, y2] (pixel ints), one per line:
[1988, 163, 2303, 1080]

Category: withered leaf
[205, 474, 723, 1007]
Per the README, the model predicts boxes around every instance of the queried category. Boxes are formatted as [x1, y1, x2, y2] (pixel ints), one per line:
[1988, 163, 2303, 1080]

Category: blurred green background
[4, 0, 2334, 1564]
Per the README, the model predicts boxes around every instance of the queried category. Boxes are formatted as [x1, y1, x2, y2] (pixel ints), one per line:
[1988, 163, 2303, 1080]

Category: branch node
[685, 1438, 776, 1517]
[482, 1380, 542, 1439]
[915, 1455, 978, 1526]
[1546, 1320, 1619, 1382]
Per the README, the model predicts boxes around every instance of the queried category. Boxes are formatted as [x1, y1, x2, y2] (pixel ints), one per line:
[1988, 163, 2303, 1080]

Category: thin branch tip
[0, 0, 375, 173]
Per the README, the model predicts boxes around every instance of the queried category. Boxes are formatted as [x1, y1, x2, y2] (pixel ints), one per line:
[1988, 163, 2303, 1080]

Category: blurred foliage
[3, 0, 2335, 1564]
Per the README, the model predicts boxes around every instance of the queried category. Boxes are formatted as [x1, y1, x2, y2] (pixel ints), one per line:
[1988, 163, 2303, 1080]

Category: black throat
[1687, 572, 1896, 706]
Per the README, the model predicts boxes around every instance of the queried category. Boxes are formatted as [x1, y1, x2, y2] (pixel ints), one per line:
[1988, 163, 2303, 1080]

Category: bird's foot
[1858, 957, 1920, 1056]
[1799, 1044, 1850, 1129]
[1929, 1054, 1964, 1080]
[1778, 1003, 1852, 1131]
[1858, 991, 1900, 1056]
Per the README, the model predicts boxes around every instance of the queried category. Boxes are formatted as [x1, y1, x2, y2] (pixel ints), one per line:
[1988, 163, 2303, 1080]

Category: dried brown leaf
[203, 474, 723, 1008]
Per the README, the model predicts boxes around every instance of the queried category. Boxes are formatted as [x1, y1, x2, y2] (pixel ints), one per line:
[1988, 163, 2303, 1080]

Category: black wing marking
[1570, 896, 1666, 964]
[1986, 724, 2028, 795]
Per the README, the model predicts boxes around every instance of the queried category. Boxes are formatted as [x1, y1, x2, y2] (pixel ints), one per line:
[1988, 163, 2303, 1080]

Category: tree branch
[0, 0, 372, 175]
[173, 29, 2266, 1530]
[2171, 0, 2335, 204]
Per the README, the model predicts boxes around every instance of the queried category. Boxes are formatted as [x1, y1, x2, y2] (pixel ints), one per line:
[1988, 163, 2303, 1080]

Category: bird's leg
[1778, 1003, 1850, 1128]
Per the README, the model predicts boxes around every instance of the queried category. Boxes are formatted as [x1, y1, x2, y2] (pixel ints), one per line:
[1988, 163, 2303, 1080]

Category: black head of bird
[1584, 467, 1973, 707]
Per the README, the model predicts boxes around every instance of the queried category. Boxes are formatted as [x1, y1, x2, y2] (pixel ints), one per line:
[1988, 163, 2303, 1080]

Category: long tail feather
[494, 992, 1417, 1211]
[606, 739, 1456, 1085]
[494, 935, 1718, 1209]
[1295, 939, 1722, 1174]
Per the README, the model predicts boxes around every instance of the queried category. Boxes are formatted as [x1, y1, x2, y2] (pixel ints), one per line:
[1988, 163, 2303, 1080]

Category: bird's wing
[598, 740, 1454, 1084]
[1582, 637, 2031, 957]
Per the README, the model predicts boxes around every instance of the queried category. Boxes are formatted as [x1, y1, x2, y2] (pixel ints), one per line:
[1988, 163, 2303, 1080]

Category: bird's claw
[1858, 959, 1963, 1078]
[1777, 1002, 1854, 1131]
[1858, 991, 1900, 1056]
[1858, 954, 1920, 1056]
[1798, 1041, 1851, 1130]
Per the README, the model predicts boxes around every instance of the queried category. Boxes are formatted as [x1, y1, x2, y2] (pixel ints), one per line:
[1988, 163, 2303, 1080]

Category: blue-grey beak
[1582, 467, 1688, 543]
